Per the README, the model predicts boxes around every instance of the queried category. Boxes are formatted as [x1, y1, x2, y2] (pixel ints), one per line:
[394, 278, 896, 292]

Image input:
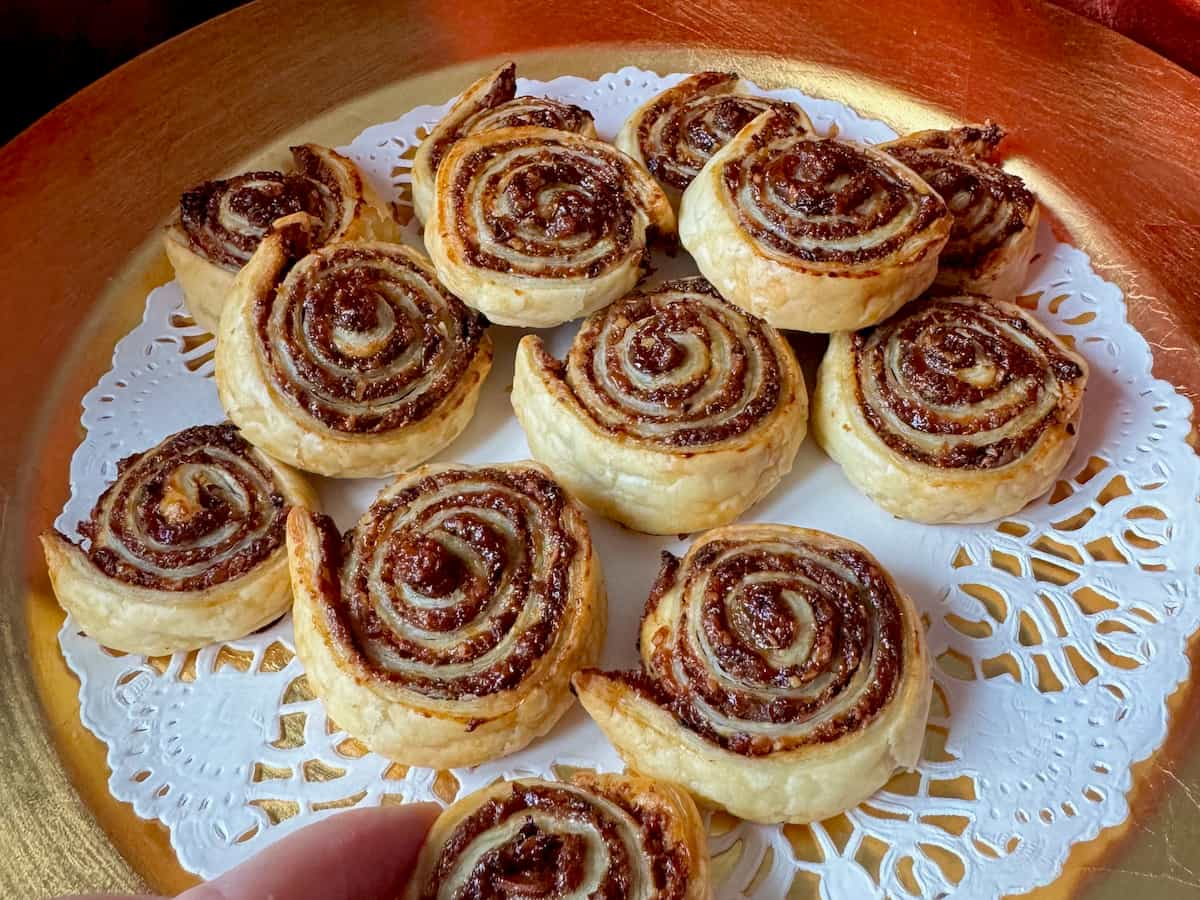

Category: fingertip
[183, 802, 443, 900]
[387, 799, 442, 821]
[357, 801, 441, 855]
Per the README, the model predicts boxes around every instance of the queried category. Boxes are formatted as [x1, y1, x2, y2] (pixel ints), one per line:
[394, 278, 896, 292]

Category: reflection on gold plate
[3, 1, 1199, 896]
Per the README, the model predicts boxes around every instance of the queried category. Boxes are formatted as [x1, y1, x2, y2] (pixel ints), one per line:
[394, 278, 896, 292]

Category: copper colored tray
[2, 0, 1198, 895]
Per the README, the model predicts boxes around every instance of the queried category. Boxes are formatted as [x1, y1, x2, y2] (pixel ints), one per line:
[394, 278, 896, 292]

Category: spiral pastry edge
[881, 124, 1040, 301]
[288, 461, 605, 768]
[511, 278, 808, 534]
[411, 62, 598, 224]
[615, 70, 814, 203]
[679, 109, 952, 332]
[41, 424, 316, 656]
[215, 213, 492, 479]
[425, 125, 676, 328]
[812, 294, 1088, 523]
[164, 143, 399, 334]
[574, 524, 930, 824]
[403, 773, 710, 900]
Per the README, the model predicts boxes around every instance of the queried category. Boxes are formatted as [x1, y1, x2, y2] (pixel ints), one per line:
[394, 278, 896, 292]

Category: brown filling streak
[450, 139, 637, 277]
[724, 134, 946, 265]
[853, 298, 1084, 469]
[75, 424, 287, 591]
[317, 467, 578, 700]
[428, 63, 593, 172]
[253, 245, 485, 434]
[422, 782, 690, 899]
[887, 144, 1034, 275]
[637, 71, 800, 190]
[180, 147, 343, 270]
[562, 278, 784, 447]
[614, 537, 904, 757]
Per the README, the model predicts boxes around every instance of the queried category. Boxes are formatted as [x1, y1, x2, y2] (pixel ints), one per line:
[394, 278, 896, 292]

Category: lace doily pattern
[57, 68, 1199, 898]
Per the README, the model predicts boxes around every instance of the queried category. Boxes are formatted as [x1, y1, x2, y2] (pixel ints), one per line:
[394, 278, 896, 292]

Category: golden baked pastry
[424, 126, 675, 328]
[679, 109, 952, 332]
[812, 293, 1088, 523]
[288, 461, 605, 768]
[511, 276, 807, 534]
[403, 773, 710, 900]
[215, 213, 492, 479]
[616, 70, 813, 204]
[881, 123, 1040, 300]
[411, 62, 596, 224]
[163, 144, 399, 334]
[40, 424, 316, 656]
[574, 524, 931, 825]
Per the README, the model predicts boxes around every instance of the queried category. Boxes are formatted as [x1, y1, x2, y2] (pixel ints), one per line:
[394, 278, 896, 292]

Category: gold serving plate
[2, 0, 1198, 895]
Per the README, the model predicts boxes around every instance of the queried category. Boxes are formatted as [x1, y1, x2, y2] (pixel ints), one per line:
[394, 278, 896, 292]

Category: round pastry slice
[411, 62, 596, 224]
[511, 276, 807, 534]
[215, 213, 492, 478]
[288, 461, 605, 768]
[424, 126, 676, 328]
[40, 424, 316, 656]
[404, 772, 710, 899]
[812, 293, 1088, 523]
[679, 108, 952, 332]
[574, 524, 931, 825]
[164, 143, 400, 333]
[881, 123, 1040, 300]
[616, 70, 813, 204]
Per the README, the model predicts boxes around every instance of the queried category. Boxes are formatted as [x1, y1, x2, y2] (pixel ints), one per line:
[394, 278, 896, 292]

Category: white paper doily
[56, 68, 1200, 898]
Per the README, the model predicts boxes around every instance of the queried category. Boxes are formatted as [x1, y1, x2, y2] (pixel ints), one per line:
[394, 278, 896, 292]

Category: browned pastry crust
[40, 424, 316, 656]
[163, 144, 399, 333]
[812, 293, 1088, 522]
[574, 524, 931, 824]
[411, 62, 596, 223]
[881, 123, 1040, 299]
[288, 461, 605, 768]
[512, 277, 807, 533]
[215, 213, 492, 478]
[424, 125, 675, 327]
[679, 109, 952, 332]
[403, 773, 710, 899]
[616, 70, 814, 203]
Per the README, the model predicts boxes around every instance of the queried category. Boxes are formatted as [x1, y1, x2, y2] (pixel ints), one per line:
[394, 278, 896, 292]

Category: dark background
[3, 0, 1199, 144]
[1, 0, 245, 142]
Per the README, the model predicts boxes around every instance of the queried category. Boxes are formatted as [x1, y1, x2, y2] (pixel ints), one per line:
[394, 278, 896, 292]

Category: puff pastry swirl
[40, 424, 316, 656]
[881, 123, 1040, 300]
[679, 109, 952, 332]
[616, 70, 813, 204]
[425, 126, 675, 327]
[215, 214, 492, 478]
[288, 462, 605, 768]
[511, 277, 807, 534]
[403, 773, 710, 900]
[164, 144, 399, 333]
[574, 524, 931, 824]
[812, 293, 1088, 523]
[411, 62, 596, 224]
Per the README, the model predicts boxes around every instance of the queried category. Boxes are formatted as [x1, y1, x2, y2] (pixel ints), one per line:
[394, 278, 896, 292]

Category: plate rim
[3, 0, 1199, 895]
